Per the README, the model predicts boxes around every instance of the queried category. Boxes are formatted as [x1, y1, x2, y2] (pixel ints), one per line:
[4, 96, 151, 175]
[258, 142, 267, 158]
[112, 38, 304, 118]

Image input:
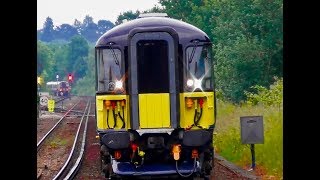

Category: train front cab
[95, 19, 216, 179]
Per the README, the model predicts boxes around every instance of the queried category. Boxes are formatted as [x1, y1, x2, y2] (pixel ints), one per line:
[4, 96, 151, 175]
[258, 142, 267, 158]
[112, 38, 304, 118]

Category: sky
[37, 0, 161, 30]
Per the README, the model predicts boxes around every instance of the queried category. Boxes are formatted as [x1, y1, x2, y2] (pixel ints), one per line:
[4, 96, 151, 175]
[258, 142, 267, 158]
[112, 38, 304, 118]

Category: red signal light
[68, 74, 73, 81]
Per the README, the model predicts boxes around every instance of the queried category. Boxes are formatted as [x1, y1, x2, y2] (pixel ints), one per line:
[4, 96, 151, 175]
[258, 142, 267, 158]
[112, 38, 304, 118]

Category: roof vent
[138, 13, 168, 18]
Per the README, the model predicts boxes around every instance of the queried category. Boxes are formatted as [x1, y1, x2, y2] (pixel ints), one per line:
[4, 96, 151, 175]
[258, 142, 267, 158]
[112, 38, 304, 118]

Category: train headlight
[115, 80, 123, 89]
[186, 78, 202, 91]
[194, 79, 202, 89]
[186, 79, 194, 87]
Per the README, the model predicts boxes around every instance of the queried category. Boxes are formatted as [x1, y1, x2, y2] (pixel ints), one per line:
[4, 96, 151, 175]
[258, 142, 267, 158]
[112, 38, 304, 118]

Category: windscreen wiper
[108, 42, 119, 65]
[188, 40, 199, 69]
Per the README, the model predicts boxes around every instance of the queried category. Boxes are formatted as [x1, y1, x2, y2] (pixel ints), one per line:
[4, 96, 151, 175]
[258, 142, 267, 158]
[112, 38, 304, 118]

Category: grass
[213, 100, 283, 179]
[49, 137, 68, 148]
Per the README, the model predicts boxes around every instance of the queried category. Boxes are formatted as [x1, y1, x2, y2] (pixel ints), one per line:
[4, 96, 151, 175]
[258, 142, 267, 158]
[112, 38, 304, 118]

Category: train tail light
[114, 150, 122, 160]
[131, 143, 138, 152]
[191, 149, 199, 158]
[172, 144, 181, 160]
[104, 100, 111, 110]
[186, 98, 193, 108]
[121, 100, 126, 107]
[111, 101, 116, 110]
[198, 98, 204, 108]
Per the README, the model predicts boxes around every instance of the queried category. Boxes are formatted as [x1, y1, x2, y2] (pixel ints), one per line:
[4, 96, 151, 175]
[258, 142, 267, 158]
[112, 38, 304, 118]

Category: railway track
[37, 100, 80, 149]
[37, 97, 92, 179]
[37, 96, 260, 179]
[55, 96, 71, 104]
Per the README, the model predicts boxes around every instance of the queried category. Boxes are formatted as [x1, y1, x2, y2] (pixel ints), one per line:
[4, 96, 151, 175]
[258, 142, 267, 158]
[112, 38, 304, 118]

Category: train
[46, 81, 71, 97]
[95, 13, 216, 179]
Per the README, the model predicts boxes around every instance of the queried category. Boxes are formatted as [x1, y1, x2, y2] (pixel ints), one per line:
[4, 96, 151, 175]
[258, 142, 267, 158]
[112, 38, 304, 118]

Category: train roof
[95, 16, 211, 47]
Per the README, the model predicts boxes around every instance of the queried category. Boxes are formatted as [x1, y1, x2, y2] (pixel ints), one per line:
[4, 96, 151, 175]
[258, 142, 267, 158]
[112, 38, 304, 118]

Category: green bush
[214, 78, 283, 178]
[244, 77, 283, 106]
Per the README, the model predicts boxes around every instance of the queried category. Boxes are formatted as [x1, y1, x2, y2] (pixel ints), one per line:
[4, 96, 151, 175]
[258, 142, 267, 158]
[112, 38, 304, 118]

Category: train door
[129, 31, 178, 129]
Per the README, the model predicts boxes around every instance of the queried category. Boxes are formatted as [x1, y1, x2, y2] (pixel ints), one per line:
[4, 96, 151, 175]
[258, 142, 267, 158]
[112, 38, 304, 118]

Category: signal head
[68, 74, 73, 82]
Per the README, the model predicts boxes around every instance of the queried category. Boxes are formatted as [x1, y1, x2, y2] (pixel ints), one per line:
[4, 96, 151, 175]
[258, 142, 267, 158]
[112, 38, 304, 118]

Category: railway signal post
[37, 76, 43, 91]
[68, 73, 73, 82]
[37, 76, 43, 118]
[240, 116, 264, 171]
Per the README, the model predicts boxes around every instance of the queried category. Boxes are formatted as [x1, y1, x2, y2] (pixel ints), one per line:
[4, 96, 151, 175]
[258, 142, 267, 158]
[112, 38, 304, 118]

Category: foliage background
[37, 0, 282, 104]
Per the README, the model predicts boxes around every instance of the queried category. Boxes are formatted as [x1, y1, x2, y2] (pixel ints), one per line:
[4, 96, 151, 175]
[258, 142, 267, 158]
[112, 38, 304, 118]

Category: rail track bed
[37, 96, 92, 179]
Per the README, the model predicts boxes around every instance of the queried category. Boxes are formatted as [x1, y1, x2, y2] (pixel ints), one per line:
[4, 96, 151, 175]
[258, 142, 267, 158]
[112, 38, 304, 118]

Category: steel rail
[53, 99, 90, 180]
[37, 100, 80, 150]
[64, 100, 92, 179]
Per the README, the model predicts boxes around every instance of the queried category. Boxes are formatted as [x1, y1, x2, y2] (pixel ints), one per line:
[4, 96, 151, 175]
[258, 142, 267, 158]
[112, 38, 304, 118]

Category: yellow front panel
[96, 95, 130, 131]
[139, 93, 170, 128]
[179, 92, 215, 129]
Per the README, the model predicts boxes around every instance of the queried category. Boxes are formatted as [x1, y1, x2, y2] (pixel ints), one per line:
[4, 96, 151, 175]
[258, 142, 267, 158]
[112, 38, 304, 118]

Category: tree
[159, 0, 216, 42]
[97, 20, 114, 36]
[72, 46, 96, 96]
[73, 19, 82, 34]
[115, 10, 140, 25]
[80, 15, 99, 42]
[40, 17, 55, 42]
[159, 0, 283, 103]
[143, 5, 166, 13]
[37, 41, 55, 80]
[159, 0, 194, 21]
[55, 24, 78, 41]
[51, 43, 69, 79]
[215, 36, 267, 102]
[67, 35, 89, 79]
[212, 0, 283, 102]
